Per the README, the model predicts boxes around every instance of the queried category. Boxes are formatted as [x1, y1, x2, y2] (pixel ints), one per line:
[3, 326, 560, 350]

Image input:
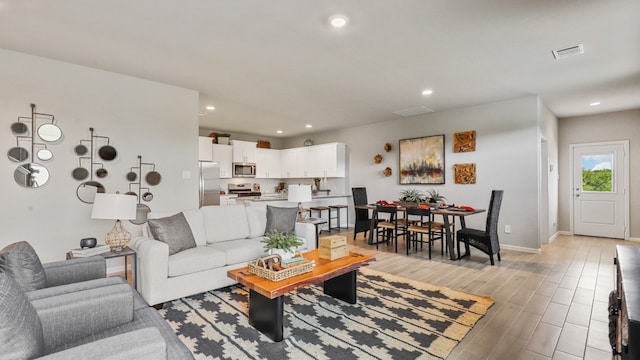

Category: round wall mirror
[14, 163, 49, 188]
[11, 122, 28, 135]
[74, 144, 88, 156]
[72, 167, 89, 181]
[130, 203, 151, 225]
[8, 147, 29, 162]
[98, 145, 117, 161]
[146, 171, 162, 186]
[126, 171, 137, 181]
[37, 148, 53, 161]
[142, 192, 154, 202]
[76, 181, 105, 204]
[37, 123, 62, 142]
[96, 168, 108, 178]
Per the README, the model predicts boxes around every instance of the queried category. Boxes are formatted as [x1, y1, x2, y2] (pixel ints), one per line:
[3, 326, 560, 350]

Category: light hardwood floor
[336, 229, 637, 360]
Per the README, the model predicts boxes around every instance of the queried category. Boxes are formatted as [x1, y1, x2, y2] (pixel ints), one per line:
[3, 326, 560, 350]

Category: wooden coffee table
[227, 249, 375, 342]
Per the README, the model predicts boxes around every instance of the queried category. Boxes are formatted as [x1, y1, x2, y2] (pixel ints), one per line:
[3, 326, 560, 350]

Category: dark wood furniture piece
[227, 249, 375, 342]
[613, 245, 640, 359]
[66, 246, 137, 289]
[406, 207, 444, 258]
[456, 190, 504, 265]
[373, 205, 407, 253]
[352, 187, 374, 241]
[297, 217, 328, 248]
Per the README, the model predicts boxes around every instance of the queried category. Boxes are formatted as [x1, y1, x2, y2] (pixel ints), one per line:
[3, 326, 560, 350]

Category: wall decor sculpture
[399, 134, 445, 184]
[453, 130, 476, 152]
[73, 128, 118, 203]
[126, 155, 162, 224]
[9, 104, 63, 188]
[454, 163, 476, 184]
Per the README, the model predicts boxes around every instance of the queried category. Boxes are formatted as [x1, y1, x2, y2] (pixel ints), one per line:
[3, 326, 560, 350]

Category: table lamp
[288, 184, 312, 221]
[91, 193, 137, 251]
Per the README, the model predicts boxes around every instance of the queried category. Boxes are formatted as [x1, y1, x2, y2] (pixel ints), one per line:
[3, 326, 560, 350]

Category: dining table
[355, 204, 485, 260]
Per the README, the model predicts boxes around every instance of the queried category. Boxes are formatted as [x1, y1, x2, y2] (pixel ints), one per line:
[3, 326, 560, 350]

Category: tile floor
[338, 230, 637, 359]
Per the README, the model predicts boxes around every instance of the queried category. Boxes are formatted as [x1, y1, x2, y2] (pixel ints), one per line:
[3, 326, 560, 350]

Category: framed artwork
[399, 134, 445, 184]
[454, 163, 476, 184]
[453, 130, 476, 152]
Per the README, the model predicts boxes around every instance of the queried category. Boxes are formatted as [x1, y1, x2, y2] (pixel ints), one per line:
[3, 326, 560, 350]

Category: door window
[581, 153, 613, 192]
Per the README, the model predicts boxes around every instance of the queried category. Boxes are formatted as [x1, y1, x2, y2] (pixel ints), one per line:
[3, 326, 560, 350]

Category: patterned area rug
[160, 268, 494, 359]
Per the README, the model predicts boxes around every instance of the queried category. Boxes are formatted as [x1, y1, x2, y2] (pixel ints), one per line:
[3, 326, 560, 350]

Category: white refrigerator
[199, 162, 220, 206]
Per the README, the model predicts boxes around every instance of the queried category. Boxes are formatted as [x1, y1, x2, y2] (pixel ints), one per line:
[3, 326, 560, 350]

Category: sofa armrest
[32, 283, 134, 352]
[128, 236, 169, 305]
[27, 277, 125, 301]
[295, 222, 317, 250]
[43, 257, 106, 287]
[38, 327, 167, 360]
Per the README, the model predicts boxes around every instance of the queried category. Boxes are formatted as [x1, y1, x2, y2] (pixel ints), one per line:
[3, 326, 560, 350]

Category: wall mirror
[14, 163, 49, 188]
[36, 148, 53, 161]
[127, 155, 161, 224]
[11, 122, 28, 135]
[8, 147, 29, 162]
[37, 123, 62, 142]
[76, 181, 105, 204]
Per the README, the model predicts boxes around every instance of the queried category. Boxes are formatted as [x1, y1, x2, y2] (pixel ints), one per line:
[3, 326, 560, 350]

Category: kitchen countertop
[249, 193, 351, 202]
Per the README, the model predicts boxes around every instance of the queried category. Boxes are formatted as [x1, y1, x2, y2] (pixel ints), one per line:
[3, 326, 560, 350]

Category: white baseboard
[501, 244, 541, 254]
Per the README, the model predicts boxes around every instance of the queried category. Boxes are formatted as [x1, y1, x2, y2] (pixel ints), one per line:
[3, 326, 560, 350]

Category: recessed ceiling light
[329, 14, 349, 28]
[305, 124, 313, 128]
[276, 130, 283, 134]
[589, 101, 601, 106]
[205, 105, 215, 111]
[421, 89, 433, 96]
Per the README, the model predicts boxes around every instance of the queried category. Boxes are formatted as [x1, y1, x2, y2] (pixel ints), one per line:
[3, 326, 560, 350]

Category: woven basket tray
[248, 254, 314, 282]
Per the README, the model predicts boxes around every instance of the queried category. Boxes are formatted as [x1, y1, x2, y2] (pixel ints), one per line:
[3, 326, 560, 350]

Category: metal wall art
[399, 134, 445, 184]
[453, 130, 476, 153]
[9, 104, 63, 188]
[454, 163, 477, 184]
[126, 155, 162, 224]
[73, 128, 118, 203]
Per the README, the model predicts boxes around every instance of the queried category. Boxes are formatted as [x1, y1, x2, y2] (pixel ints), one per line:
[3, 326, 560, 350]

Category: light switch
[182, 170, 191, 179]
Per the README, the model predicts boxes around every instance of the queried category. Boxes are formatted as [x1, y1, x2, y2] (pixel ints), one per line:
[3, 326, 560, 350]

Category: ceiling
[1, 0, 639, 138]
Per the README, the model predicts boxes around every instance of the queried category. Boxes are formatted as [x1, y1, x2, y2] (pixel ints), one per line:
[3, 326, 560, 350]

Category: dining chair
[352, 187, 373, 241]
[406, 207, 444, 258]
[456, 190, 504, 265]
[373, 205, 407, 253]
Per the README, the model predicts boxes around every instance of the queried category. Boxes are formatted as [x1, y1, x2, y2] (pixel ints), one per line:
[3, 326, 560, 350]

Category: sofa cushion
[0, 241, 47, 291]
[147, 212, 197, 256]
[206, 238, 267, 265]
[201, 205, 250, 243]
[0, 272, 45, 359]
[246, 206, 267, 238]
[265, 206, 298, 234]
[168, 246, 227, 277]
[147, 209, 207, 246]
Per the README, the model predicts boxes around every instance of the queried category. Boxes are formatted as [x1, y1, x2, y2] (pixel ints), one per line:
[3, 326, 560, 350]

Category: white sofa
[129, 205, 316, 305]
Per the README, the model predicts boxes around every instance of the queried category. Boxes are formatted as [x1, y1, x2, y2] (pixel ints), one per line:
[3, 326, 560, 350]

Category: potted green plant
[426, 189, 447, 207]
[217, 133, 231, 145]
[262, 230, 304, 260]
[399, 188, 425, 206]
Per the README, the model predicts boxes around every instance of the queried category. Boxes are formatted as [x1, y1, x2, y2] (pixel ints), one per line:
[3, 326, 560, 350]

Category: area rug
[160, 268, 494, 359]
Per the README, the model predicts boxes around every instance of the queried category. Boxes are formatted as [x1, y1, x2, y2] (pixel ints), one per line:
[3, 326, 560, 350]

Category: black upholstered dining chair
[373, 205, 407, 253]
[352, 187, 373, 241]
[406, 207, 444, 258]
[456, 190, 504, 265]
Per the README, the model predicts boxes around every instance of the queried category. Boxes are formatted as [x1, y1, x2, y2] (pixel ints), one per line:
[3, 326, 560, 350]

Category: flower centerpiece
[398, 188, 425, 207]
[426, 189, 447, 208]
[262, 230, 304, 261]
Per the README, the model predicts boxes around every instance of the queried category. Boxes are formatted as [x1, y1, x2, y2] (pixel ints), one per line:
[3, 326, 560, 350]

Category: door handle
[575, 194, 580, 197]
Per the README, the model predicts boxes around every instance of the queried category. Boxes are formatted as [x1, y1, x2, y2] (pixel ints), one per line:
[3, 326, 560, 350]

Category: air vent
[392, 106, 434, 117]
[552, 44, 584, 59]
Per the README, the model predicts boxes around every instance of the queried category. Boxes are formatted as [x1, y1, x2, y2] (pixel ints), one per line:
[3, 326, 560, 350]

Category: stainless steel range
[228, 183, 261, 199]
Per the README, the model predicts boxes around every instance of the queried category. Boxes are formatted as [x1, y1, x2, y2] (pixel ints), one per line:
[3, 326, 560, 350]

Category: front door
[571, 141, 628, 239]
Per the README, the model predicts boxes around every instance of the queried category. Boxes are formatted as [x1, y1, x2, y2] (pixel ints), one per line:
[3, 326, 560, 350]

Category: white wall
[0, 49, 199, 262]
[538, 100, 559, 243]
[285, 96, 542, 251]
[558, 109, 640, 238]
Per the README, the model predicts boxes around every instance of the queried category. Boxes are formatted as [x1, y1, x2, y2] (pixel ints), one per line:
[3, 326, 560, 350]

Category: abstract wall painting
[399, 135, 445, 184]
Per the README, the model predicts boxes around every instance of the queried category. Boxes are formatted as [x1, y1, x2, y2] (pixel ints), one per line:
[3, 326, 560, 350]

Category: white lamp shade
[288, 184, 312, 203]
[91, 193, 137, 220]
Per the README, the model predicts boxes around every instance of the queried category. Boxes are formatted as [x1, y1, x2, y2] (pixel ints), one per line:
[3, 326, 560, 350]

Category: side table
[298, 217, 328, 248]
[66, 247, 137, 289]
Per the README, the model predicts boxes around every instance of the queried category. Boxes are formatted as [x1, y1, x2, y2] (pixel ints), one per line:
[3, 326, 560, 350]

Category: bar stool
[309, 206, 331, 232]
[329, 205, 348, 230]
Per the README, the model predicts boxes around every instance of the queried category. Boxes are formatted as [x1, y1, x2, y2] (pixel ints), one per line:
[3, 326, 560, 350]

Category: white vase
[270, 248, 295, 261]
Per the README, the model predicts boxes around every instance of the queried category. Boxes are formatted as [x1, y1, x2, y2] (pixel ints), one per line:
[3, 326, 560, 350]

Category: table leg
[324, 270, 357, 304]
[443, 215, 457, 260]
[132, 253, 137, 289]
[249, 289, 284, 342]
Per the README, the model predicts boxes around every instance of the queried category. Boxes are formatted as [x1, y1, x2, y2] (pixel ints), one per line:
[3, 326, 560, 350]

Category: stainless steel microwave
[232, 162, 256, 178]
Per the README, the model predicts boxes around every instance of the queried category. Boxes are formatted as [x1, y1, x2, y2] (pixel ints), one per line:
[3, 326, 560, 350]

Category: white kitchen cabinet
[231, 140, 257, 163]
[212, 144, 232, 178]
[198, 136, 213, 162]
[280, 148, 298, 178]
[314, 143, 346, 178]
[255, 148, 281, 178]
